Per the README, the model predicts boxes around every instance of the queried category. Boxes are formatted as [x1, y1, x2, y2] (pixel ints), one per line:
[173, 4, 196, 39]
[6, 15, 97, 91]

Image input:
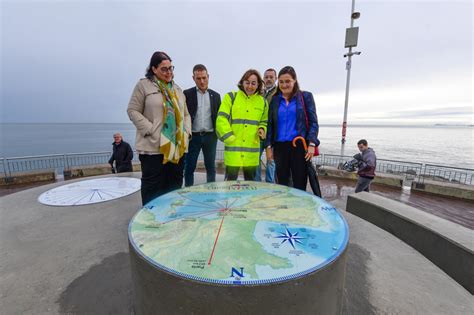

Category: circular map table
[128, 181, 349, 314]
[38, 177, 141, 206]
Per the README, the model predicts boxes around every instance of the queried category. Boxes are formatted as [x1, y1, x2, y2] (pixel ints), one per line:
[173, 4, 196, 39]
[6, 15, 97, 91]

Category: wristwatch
[309, 143, 316, 147]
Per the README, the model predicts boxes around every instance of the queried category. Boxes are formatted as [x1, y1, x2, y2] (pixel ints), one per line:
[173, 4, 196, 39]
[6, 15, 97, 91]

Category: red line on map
[208, 209, 227, 265]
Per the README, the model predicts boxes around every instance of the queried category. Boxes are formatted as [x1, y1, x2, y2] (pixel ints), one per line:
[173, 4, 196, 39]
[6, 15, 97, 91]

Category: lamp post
[340, 0, 361, 157]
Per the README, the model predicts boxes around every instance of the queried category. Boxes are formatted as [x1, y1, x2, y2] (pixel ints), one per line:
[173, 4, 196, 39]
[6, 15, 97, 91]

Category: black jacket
[109, 141, 133, 172]
[183, 87, 221, 131]
[266, 91, 319, 147]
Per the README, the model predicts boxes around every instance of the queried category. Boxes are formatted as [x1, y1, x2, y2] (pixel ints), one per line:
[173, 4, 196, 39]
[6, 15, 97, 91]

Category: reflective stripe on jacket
[216, 90, 268, 167]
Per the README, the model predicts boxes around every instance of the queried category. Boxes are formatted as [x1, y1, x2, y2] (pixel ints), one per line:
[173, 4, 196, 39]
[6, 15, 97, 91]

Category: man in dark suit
[183, 64, 221, 186]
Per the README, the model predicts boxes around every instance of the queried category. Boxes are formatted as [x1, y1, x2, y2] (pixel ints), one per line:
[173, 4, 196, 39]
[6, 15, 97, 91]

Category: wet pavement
[0, 180, 56, 197]
[318, 177, 473, 229]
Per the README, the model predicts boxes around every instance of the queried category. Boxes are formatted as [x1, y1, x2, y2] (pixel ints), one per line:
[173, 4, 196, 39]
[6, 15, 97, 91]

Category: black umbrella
[292, 136, 322, 198]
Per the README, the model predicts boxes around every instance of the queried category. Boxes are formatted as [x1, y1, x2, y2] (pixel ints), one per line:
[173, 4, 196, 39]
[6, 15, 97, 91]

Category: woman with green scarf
[127, 51, 192, 205]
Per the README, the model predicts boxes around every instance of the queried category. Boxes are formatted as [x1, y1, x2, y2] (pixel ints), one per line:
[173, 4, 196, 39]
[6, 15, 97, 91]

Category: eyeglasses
[159, 66, 175, 73]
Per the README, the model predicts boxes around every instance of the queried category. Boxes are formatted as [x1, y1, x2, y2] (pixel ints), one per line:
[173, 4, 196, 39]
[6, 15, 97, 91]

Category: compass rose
[274, 228, 306, 249]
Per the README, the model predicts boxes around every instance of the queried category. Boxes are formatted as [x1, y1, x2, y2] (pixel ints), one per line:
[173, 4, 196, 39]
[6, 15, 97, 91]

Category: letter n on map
[231, 267, 244, 278]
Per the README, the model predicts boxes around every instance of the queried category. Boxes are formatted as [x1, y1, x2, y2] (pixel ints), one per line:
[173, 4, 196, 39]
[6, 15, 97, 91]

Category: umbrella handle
[292, 136, 308, 151]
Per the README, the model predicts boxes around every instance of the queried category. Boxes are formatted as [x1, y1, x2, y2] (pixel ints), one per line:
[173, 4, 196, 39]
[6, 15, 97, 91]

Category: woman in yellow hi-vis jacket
[216, 69, 268, 181]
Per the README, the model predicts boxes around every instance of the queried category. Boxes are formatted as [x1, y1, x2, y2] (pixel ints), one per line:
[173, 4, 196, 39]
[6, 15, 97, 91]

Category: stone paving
[0, 172, 472, 314]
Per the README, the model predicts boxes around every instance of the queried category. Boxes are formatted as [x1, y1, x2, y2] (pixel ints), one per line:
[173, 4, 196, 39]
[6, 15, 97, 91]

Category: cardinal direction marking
[230, 267, 245, 278]
[274, 228, 306, 249]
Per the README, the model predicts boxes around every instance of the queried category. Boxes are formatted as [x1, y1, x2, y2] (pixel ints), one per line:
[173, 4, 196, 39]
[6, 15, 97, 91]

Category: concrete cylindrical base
[129, 240, 347, 315]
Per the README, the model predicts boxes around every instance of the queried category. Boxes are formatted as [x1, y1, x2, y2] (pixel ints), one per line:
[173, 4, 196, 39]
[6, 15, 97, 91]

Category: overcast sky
[1, 0, 472, 125]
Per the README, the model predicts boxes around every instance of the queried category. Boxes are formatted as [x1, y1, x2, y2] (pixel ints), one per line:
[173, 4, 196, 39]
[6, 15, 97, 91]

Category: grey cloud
[1, 1, 472, 123]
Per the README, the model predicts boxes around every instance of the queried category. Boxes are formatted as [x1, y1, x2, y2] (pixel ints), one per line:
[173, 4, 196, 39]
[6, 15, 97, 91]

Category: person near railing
[265, 66, 320, 191]
[127, 51, 192, 205]
[216, 69, 268, 181]
[108, 133, 133, 173]
[255, 68, 277, 183]
[353, 139, 377, 193]
[183, 64, 221, 187]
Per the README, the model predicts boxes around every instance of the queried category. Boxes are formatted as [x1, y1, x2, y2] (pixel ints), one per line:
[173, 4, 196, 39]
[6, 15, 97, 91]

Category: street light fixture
[340, 0, 361, 158]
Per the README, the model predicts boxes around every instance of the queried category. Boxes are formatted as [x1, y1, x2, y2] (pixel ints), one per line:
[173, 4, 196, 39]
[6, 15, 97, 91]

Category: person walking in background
[108, 133, 133, 173]
[266, 66, 319, 191]
[183, 64, 221, 187]
[216, 69, 268, 181]
[127, 51, 191, 205]
[354, 139, 377, 193]
[255, 68, 277, 183]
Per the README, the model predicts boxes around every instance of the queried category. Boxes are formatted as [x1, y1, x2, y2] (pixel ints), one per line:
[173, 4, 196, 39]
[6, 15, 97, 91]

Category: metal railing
[2, 154, 68, 176]
[314, 154, 423, 179]
[375, 159, 422, 179]
[1, 152, 114, 177]
[1, 151, 472, 186]
[313, 154, 353, 168]
[0, 151, 215, 178]
[417, 163, 473, 185]
[65, 152, 114, 168]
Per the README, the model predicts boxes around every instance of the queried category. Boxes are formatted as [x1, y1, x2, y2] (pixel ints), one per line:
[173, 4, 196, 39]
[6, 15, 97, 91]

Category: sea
[0, 123, 472, 169]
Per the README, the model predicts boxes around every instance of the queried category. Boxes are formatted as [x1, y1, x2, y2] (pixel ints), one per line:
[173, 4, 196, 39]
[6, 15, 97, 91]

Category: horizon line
[1, 122, 472, 127]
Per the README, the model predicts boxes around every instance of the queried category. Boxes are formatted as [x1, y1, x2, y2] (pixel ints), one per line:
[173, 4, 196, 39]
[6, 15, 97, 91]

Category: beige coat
[127, 78, 191, 153]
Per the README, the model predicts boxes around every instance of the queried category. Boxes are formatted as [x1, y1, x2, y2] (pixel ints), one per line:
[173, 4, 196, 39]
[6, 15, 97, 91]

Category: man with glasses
[183, 64, 221, 186]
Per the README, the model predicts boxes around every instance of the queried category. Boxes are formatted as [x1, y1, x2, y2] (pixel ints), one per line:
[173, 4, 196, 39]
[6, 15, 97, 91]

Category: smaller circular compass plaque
[38, 177, 141, 206]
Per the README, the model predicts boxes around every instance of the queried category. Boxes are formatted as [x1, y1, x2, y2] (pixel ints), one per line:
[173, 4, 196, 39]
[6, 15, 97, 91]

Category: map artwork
[129, 181, 349, 285]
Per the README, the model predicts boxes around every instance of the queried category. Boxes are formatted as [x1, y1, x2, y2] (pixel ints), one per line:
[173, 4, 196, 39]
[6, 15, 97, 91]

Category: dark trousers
[116, 163, 133, 173]
[355, 176, 373, 193]
[225, 166, 257, 181]
[184, 132, 217, 187]
[139, 154, 184, 206]
[273, 141, 307, 191]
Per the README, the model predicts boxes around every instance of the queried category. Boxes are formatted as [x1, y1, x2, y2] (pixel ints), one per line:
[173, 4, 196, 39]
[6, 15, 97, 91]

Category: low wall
[64, 164, 113, 179]
[346, 192, 473, 294]
[318, 166, 404, 188]
[412, 180, 474, 200]
[0, 170, 56, 186]
[64, 163, 141, 179]
[132, 163, 141, 172]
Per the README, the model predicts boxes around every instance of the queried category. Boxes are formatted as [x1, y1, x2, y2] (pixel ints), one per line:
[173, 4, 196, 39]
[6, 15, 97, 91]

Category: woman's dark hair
[145, 51, 172, 80]
[237, 69, 264, 96]
[277, 66, 301, 99]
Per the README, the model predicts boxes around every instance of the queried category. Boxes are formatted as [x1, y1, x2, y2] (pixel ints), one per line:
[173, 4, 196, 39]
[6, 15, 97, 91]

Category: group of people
[110, 50, 376, 205]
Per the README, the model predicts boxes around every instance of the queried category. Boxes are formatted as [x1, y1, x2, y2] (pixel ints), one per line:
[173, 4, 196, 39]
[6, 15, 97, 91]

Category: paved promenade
[0, 172, 472, 314]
